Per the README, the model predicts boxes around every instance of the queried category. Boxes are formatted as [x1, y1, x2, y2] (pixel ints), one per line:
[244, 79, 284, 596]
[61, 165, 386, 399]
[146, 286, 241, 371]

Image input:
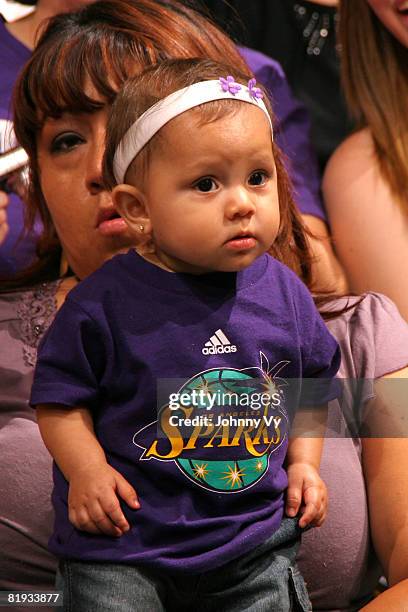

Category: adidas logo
[202, 329, 237, 355]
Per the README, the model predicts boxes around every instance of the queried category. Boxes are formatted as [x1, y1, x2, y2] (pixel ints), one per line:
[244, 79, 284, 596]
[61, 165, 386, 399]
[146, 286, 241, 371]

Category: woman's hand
[0, 191, 9, 245]
[68, 462, 140, 537]
[286, 462, 328, 528]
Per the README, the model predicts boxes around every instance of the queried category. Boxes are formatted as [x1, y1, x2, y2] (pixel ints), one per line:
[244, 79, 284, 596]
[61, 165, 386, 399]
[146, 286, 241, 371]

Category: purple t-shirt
[0, 19, 39, 278]
[31, 251, 339, 573]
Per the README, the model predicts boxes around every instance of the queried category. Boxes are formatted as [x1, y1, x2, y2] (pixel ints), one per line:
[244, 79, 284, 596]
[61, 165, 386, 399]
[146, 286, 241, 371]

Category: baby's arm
[37, 405, 140, 537]
[285, 407, 327, 528]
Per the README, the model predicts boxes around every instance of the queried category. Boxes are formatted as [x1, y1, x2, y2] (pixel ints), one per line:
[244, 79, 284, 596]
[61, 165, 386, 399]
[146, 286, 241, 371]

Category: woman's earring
[139, 225, 144, 233]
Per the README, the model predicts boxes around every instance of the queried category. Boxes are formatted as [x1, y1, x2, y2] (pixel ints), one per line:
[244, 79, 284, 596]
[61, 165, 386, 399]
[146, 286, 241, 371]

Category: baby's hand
[68, 462, 140, 537]
[285, 462, 327, 529]
[0, 191, 9, 245]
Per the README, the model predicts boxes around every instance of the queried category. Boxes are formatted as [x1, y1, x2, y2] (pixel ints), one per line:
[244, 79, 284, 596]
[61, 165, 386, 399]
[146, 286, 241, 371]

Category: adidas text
[202, 328, 238, 355]
[202, 344, 237, 355]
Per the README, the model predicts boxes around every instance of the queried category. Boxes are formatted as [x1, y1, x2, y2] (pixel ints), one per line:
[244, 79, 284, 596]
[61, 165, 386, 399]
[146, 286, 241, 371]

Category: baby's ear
[112, 184, 152, 236]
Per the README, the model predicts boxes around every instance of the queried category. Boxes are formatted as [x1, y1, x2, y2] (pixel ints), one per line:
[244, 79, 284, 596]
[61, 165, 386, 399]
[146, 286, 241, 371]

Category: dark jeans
[57, 517, 311, 611]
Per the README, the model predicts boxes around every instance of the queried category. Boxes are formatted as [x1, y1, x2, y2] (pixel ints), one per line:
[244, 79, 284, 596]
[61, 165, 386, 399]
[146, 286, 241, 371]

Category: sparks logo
[133, 356, 290, 494]
[202, 329, 237, 355]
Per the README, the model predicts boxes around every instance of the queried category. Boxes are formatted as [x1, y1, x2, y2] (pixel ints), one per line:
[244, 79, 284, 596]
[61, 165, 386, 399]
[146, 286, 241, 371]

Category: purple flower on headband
[248, 78, 263, 100]
[219, 76, 242, 95]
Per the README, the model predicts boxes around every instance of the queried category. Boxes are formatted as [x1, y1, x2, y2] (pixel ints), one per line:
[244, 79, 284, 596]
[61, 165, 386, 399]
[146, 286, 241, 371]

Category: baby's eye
[248, 171, 268, 186]
[194, 177, 217, 192]
[50, 132, 85, 153]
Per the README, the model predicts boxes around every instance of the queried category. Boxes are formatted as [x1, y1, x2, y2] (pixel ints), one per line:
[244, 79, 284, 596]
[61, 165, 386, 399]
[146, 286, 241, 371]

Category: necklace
[293, 2, 338, 56]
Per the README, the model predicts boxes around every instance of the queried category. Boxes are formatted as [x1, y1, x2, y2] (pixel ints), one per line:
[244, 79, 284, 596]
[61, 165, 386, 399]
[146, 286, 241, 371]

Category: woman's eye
[194, 177, 217, 192]
[50, 132, 84, 153]
[248, 171, 268, 186]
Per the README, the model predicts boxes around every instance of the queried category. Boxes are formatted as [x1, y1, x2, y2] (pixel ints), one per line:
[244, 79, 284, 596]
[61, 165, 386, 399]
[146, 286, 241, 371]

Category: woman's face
[38, 0, 95, 11]
[366, 0, 408, 47]
[37, 103, 137, 278]
[61, 0, 95, 8]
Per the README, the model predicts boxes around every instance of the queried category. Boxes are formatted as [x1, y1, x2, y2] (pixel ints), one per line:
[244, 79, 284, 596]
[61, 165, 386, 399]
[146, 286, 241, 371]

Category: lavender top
[31, 252, 339, 572]
[0, 282, 58, 612]
[298, 293, 408, 610]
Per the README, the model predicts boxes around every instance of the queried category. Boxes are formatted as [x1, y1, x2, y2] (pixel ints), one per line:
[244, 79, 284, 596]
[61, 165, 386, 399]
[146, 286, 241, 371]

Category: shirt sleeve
[30, 298, 108, 410]
[240, 46, 327, 221]
[350, 292, 408, 380]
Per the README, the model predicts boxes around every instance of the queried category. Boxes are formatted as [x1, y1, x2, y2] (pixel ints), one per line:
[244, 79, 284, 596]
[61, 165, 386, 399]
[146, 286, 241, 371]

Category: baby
[31, 58, 340, 611]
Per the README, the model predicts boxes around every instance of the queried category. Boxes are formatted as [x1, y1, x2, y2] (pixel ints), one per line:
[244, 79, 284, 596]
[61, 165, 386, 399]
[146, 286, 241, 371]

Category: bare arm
[360, 367, 408, 609]
[323, 129, 408, 320]
[302, 214, 349, 295]
[37, 405, 139, 536]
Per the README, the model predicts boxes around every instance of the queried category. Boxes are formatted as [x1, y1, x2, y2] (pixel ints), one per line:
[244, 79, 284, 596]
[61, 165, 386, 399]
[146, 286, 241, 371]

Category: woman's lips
[397, 10, 408, 28]
[395, 0, 408, 24]
[395, 0, 408, 11]
[97, 215, 128, 236]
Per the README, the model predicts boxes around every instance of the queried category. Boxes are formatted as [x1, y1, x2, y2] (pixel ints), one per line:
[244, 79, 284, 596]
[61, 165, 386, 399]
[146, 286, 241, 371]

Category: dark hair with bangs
[104, 58, 313, 285]
[11, 0, 250, 284]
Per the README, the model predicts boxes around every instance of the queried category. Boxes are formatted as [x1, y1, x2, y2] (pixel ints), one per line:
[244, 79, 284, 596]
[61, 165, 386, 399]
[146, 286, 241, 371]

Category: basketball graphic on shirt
[133, 355, 290, 494]
[172, 367, 287, 492]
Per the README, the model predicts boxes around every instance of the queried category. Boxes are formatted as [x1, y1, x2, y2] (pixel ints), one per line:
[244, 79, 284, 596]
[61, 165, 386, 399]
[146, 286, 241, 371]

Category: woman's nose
[85, 141, 105, 195]
[224, 187, 256, 219]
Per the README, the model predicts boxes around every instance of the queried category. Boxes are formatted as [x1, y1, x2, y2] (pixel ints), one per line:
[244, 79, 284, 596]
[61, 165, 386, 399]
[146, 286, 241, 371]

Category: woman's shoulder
[323, 127, 374, 183]
[325, 292, 408, 379]
[323, 127, 395, 221]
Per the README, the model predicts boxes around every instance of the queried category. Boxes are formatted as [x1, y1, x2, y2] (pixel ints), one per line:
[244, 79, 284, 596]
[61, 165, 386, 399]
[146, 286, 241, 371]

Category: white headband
[113, 76, 273, 184]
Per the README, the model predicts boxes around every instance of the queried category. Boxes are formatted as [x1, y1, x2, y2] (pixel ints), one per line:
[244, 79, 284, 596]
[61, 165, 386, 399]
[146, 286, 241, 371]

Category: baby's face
[138, 104, 280, 274]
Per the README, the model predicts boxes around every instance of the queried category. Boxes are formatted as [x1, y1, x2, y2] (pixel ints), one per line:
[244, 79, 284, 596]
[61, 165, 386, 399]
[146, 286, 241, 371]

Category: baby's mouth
[225, 233, 257, 250]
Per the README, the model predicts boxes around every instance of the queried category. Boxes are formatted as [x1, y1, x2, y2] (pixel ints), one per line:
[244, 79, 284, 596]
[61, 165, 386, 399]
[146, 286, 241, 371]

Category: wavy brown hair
[339, 0, 408, 210]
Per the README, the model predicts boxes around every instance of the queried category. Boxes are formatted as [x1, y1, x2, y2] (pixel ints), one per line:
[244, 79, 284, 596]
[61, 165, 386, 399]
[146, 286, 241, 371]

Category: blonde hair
[339, 0, 408, 210]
